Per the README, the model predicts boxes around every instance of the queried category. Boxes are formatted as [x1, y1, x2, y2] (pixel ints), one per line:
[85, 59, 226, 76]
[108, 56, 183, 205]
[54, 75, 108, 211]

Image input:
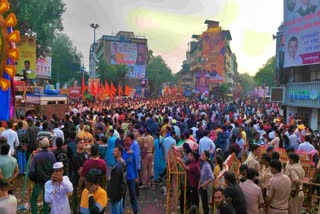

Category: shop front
[284, 82, 320, 131]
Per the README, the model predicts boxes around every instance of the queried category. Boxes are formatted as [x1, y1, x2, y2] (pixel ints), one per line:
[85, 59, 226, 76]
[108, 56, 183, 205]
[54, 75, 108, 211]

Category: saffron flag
[118, 83, 123, 97]
[90, 82, 97, 97]
[124, 85, 133, 96]
[104, 80, 110, 96]
[110, 81, 116, 96]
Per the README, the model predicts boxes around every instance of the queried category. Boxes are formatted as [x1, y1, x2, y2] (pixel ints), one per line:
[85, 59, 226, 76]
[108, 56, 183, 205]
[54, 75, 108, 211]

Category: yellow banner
[15, 35, 37, 79]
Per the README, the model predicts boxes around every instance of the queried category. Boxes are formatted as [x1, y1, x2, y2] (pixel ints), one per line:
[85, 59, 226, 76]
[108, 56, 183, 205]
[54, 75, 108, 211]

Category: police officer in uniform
[285, 153, 305, 214]
[265, 160, 291, 214]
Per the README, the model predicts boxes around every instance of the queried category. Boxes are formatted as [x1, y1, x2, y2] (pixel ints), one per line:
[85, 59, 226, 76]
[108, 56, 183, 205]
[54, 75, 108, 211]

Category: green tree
[96, 59, 128, 86]
[254, 56, 276, 87]
[10, 0, 66, 47]
[51, 34, 83, 86]
[239, 73, 256, 95]
[146, 55, 174, 95]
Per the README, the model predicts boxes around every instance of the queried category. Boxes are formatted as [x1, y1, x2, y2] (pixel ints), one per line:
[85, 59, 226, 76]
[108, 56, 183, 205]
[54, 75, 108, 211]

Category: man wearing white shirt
[45, 162, 73, 214]
[199, 130, 216, 155]
[53, 122, 64, 147]
[0, 121, 19, 156]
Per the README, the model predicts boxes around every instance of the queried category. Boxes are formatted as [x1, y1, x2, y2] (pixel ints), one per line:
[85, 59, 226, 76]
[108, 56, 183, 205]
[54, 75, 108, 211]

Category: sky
[62, 0, 283, 75]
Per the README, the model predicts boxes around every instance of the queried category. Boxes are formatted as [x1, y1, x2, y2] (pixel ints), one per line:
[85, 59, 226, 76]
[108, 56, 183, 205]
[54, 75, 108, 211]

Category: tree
[239, 73, 256, 95]
[10, 0, 66, 48]
[146, 55, 174, 96]
[51, 34, 83, 86]
[96, 59, 128, 86]
[211, 83, 231, 102]
[254, 56, 276, 87]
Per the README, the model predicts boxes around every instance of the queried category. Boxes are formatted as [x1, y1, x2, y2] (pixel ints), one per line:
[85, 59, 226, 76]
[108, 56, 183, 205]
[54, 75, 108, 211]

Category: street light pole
[90, 23, 99, 44]
[89, 23, 99, 78]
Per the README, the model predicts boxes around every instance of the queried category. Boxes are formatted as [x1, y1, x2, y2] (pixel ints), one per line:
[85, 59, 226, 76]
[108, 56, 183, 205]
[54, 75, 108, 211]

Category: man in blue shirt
[123, 136, 139, 214]
[163, 127, 176, 161]
[297, 135, 315, 153]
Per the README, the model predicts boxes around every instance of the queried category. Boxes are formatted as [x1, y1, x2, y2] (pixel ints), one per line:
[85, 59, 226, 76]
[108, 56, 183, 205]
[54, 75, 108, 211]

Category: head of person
[214, 187, 226, 208]
[24, 60, 30, 70]
[269, 159, 282, 175]
[17, 121, 23, 130]
[183, 143, 192, 154]
[39, 137, 50, 149]
[90, 144, 99, 157]
[0, 143, 10, 155]
[250, 144, 260, 156]
[224, 171, 237, 185]
[42, 121, 49, 130]
[260, 153, 271, 166]
[75, 137, 85, 150]
[200, 150, 210, 162]
[52, 162, 64, 180]
[113, 145, 123, 160]
[255, 132, 260, 141]
[247, 168, 259, 181]
[85, 168, 102, 190]
[271, 151, 280, 160]
[118, 128, 125, 139]
[305, 135, 311, 142]
[239, 164, 249, 180]
[124, 135, 133, 151]
[6, 121, 12, 129]
[187, 151, 199, 163]
[266, 146, 274, 155]
[0, 179, 9, 196]
[288, 36, 298, 58]
[56, 137, 64, 148]
[289, 153, 300, 165]
[108, 129, 114, 137]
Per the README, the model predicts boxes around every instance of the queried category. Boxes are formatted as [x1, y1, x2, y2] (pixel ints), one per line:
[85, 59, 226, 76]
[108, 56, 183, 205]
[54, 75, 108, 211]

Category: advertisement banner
[127, 65, 146, 79]
[196, 71, 209, 93]
[202, 28, 225, 82]
[283, 0, 320, 67]
[36, 46, 52, 78]
[69, 86, 81, 99]
[111, 42, 147, 79]
[15, 35, 37, 79]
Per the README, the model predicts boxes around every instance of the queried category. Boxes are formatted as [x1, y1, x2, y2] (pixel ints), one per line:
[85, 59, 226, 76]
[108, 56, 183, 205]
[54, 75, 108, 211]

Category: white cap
[53, 162, 64, 169]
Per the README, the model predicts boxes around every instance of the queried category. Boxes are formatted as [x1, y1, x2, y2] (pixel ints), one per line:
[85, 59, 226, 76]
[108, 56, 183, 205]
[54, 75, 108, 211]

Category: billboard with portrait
[15, 35, 37, 79]
[284, 0, 320, 67]
[111, 42, 147, 79]
[202, 27, 225, 82]
[196, 71, 209, 93]
[36, 45, 52, 78]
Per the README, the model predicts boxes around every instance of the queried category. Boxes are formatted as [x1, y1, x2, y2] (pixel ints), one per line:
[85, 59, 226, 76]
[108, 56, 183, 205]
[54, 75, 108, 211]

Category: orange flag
[81, 73, 87, 99]
[90, 82, 97, 97]
[118, 83, 123, 97]
[110, 81, 116, 96]
[104, 80, 110, 96]
[124, 85, 133, 96]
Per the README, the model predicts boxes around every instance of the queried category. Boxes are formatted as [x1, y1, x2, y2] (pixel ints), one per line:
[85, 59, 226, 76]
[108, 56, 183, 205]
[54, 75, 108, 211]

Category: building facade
[178, 20, 238, 95]
[279, 0, 320, 131]
[94, 31, 149, 96]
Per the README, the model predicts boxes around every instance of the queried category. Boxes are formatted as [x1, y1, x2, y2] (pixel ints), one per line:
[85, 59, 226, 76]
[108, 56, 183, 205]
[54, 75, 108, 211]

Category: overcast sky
[62, 0, 283, 75]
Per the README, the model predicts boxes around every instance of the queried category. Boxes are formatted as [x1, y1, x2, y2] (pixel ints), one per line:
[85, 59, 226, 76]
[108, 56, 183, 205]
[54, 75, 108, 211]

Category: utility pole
[89, 23, 99, 78]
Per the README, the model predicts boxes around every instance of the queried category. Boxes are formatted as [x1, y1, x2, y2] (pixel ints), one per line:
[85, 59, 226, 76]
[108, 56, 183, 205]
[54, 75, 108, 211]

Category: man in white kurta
[45, 162, 73, 214]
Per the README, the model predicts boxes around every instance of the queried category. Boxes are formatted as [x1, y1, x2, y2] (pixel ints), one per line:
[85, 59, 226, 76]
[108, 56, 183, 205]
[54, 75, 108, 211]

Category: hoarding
[36, 46, 52, 78]
[110, 42, 147, 79]
[195, 71, 209, 93]
[202, 27, 225, 82]
[283, 0, 320, 67]
[15, 35, 37, 79]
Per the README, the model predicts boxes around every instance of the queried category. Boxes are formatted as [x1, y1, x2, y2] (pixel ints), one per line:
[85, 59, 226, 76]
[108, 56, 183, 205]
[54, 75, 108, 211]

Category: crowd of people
[0, 96, 319, 214]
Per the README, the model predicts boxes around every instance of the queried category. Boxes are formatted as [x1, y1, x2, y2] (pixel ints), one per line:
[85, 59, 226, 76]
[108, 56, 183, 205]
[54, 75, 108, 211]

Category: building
[93, 31, 149, 96]
[180, 20, 238, 95]
[280, 1, 320, 131]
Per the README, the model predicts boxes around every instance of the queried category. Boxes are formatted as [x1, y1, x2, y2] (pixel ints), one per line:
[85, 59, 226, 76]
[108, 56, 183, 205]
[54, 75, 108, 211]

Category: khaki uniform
[266, 173, 291, 214]
[260, 166, 273, 191]
[285, 163, 305, 214]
